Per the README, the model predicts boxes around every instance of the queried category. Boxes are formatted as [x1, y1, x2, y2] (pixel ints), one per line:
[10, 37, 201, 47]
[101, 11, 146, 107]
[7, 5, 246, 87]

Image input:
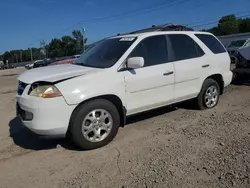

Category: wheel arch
[67, 94, 126, 136]
[204, 74, 224, 95]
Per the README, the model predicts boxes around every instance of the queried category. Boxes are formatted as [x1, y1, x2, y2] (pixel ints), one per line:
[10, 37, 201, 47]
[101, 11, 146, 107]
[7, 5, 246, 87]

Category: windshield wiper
[73, 63, 102, 68]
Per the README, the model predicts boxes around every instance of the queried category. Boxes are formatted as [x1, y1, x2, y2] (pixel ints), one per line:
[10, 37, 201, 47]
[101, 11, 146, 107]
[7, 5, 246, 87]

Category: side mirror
[127, 57, 144, 69]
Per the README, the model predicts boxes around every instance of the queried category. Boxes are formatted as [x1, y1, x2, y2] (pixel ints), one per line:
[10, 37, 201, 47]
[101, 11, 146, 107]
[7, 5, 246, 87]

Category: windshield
[73, 37, 136, 68]
[243, 39, 250, 48]
[227, 40, 246, 48]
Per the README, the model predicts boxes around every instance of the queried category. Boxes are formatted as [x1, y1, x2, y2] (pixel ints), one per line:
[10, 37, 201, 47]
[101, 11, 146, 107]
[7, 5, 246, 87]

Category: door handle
[202, 64, 210, 68]
[163, 71, 174, 76]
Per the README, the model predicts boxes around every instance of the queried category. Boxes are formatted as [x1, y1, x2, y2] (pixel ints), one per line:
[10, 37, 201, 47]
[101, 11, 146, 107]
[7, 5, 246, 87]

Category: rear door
[122, 35, 175, 115]
[166, 34, 206, 101]
[195, 33, 232, 87]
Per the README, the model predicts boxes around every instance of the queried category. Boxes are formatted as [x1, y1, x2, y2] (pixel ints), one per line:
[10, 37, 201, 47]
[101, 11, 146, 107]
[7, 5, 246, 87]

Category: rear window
[195, 34, 226, 54]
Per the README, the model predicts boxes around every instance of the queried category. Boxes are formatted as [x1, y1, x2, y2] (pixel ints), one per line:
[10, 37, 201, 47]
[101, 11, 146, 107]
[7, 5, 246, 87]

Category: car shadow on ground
[231, 75, 250, 86]
[126, 99, 197, 125]
[8, 117, 80, 151]
[9, 100, 197, 151]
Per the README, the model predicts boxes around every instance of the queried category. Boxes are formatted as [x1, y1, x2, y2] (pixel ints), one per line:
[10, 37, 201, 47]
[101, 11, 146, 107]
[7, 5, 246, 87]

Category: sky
[0, 0, 250, 53]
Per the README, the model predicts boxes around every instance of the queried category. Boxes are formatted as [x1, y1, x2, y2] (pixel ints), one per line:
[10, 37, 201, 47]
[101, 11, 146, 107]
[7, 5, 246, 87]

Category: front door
[122, 35, 175, 115]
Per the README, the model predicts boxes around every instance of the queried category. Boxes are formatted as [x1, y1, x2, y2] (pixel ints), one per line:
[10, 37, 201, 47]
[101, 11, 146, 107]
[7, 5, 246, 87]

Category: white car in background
[0, 61, 6, 69]
[16, 26, 232, 150]
[25, 60, 43, 69]
[71, 55, 81, 59]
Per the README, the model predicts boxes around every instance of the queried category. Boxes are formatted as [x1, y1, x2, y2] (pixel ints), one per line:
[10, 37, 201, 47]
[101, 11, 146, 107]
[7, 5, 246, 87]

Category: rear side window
[167, 34, 204, 61]
[195, 34, 227, 54]
[129, 35, 169, 67]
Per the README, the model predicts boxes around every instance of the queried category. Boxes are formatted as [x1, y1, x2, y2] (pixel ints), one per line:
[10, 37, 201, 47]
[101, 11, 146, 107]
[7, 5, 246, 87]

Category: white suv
[16, 29, 232, 150]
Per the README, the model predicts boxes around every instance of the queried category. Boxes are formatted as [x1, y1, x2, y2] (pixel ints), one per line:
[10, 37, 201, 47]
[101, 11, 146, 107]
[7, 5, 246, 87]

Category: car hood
[227, 47, 239, 52]
[18, 64, 101, 84]
[238, 46, 250, 60]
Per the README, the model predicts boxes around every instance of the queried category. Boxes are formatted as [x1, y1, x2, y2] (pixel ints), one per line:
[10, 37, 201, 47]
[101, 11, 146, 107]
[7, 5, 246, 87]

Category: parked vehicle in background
[71, 55, 81, 59]
[25, 56, 80, 69]
[0, 61, 5, 69]
[233, 39, 250, 79]
[226, 39, 247, 55]
[16, 24, 232, 150]
[0, 61, 15, 69]
[220, 37, 250, 64]
[25, 60, 43, 69]
[25, 63, 33, 69]
[33, 59, 53, 68]
[50, 58, 76, 65]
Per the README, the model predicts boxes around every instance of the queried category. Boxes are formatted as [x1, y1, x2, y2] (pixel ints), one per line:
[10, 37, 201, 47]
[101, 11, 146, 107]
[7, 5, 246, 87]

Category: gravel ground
[0, 68, 250, 188]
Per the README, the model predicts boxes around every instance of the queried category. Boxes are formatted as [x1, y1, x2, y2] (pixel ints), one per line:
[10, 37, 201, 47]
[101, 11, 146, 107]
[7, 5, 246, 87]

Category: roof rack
[88, 24, 193, 49]
[120, 24, 193, 35]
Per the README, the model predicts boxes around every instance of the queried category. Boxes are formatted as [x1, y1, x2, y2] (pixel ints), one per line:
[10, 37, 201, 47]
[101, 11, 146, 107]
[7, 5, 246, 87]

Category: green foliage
[238, 18, 250, 33]
[0, 30, 86, 63]
[203, 14, 250, 36]
[218, 15, 239, 35]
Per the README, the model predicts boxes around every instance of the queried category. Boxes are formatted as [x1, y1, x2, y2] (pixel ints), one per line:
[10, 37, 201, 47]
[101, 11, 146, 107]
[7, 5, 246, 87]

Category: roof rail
[124, 23, 193, 34]
[87, 24, 193, 48]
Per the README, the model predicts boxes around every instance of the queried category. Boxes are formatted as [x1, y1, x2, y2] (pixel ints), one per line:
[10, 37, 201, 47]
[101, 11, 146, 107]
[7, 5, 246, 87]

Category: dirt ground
[0, 68, 250, 188]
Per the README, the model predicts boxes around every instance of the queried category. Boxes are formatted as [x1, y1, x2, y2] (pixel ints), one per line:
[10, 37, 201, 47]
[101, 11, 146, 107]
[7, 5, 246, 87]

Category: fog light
[24, 111, 33, 121]
[16, 103, 33, 121]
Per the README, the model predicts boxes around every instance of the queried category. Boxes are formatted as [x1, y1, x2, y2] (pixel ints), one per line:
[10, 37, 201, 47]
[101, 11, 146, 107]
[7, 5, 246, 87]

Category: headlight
[29, 84, 62, 98]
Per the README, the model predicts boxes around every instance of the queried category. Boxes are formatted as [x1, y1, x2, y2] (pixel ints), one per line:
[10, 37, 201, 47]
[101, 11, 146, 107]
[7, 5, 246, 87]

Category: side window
[168, 34, 204, 62]
[129, 35, 168, 67]
[195, 34, 227, 54]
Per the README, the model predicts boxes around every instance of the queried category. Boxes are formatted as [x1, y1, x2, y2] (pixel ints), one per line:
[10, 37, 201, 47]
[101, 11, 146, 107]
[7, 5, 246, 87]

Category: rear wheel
[70, 99, 120, 150]
[197, 79, 220, 110]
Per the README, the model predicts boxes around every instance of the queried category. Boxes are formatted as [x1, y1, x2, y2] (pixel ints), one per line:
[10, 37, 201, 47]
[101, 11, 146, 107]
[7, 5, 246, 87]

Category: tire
[197, 78, 220, 110]
[230, 55, 238, 65]
[70, 99, 120, 150]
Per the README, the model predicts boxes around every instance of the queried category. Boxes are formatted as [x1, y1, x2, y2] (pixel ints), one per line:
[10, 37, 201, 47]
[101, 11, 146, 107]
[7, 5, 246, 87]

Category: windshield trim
[227, 40, 246, 48]
[73, 37, 137, 69]
[243, 38, 250, 47]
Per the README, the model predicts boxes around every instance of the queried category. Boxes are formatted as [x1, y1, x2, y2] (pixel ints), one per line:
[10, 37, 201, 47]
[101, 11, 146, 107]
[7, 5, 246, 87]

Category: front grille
[17, 81, 28, 96]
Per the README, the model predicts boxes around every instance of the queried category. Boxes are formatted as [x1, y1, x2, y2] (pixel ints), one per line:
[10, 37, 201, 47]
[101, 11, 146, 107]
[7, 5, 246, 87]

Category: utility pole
[30, 48, 33, 61]
[40, 40, 46, 59]
[20, 51, 22, 62]
[15, 54, 18, 63]
[82, 26, 86, 52]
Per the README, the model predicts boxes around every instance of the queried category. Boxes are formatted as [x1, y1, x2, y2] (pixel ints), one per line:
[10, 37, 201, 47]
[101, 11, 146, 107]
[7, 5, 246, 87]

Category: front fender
[55, 71, 126, 107]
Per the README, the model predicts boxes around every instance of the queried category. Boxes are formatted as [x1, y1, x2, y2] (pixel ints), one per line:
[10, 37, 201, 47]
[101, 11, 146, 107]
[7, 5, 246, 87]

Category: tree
[61, 36, 77, 56]
[202, 14, 250, 36]
[218, 15, 239, 35]
[72, 30, 87, 53]
[0, 29, 90, 61]
[48, 38, 64, 58]
[238, 18, 250, 33]
[2, 51, 12, 63]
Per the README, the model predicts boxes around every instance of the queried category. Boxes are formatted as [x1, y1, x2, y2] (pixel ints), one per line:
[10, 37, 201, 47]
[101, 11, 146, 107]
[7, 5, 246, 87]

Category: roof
[110, 24, 211, 38]
[111, 30, 212, 39]
[121, 24, 193, 35]
[87, 24, 212, 47]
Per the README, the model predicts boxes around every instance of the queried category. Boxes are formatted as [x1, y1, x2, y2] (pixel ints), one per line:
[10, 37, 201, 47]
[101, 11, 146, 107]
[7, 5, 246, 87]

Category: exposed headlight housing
[29, 83, 62, 98]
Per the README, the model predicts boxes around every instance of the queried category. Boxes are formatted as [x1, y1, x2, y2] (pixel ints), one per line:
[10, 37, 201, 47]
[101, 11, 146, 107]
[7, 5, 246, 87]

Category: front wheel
[197, 79, 220, 110]
[70, 99, 120, 150]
